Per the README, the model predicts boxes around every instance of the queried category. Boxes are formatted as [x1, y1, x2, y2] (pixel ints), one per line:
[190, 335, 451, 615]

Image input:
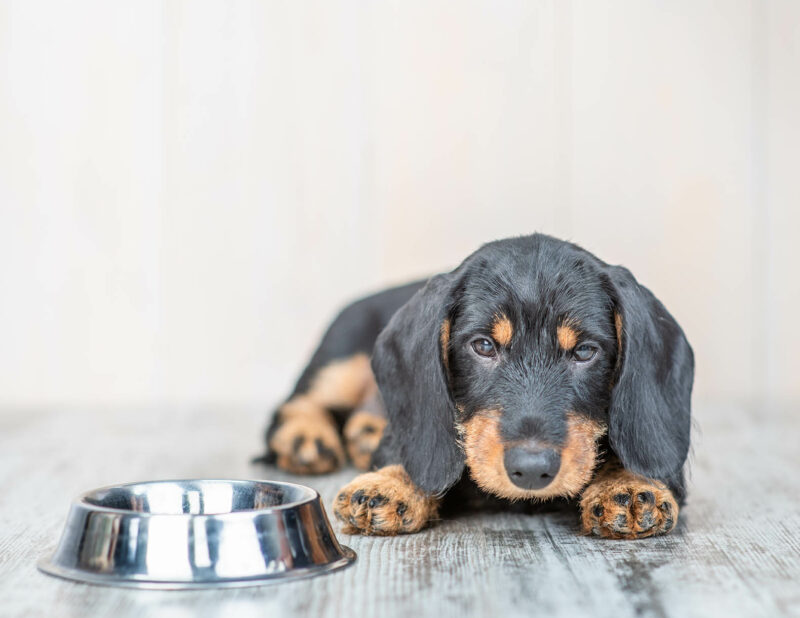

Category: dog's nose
[503, 446, 561, 490]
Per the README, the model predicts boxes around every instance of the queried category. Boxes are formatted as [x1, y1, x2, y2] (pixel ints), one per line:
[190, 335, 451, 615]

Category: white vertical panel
[569, 0, 755, 402]
[366, 1, 565, 280]
[0, 1, 798, 407]
[764, 0, 800, 405]
[158, 1, 378, 404]
[0, 0, 163, 404]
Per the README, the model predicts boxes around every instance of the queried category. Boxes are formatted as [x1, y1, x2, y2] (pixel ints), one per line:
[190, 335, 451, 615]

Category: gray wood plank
[0, 405, 797, 618]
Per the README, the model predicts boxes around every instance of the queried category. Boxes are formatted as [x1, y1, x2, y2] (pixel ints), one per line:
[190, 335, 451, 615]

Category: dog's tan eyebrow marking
[491, 314, 513, 346]
[557, 320, 580, 350]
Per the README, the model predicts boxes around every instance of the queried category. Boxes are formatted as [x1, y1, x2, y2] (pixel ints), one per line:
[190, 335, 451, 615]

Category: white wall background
[0, 0, 798, 410]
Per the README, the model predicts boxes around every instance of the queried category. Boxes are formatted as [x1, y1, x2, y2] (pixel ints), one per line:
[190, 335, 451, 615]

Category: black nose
[503, 446, 561, 490]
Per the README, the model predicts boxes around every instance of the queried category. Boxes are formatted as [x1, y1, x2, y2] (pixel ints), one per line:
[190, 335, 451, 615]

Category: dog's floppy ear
[371, 273, 464, 494]
[604, 265, 694, 486]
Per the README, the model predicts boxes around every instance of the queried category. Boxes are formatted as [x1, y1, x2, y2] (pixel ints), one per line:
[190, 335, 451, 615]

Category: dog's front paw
[343, 411, 387, 470]
[333, 465, 438, 535]
[269, 411, 345, 475]
[580, 467, 678, 539]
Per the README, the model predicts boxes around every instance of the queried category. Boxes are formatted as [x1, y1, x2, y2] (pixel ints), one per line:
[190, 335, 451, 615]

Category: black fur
[601, 265, 694, 501]
[370, 273, 466, 493]
[261, 233, 693, 502]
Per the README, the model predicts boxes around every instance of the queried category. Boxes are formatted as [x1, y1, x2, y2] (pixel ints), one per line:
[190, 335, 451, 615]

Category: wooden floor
[1, 404, 798, 618]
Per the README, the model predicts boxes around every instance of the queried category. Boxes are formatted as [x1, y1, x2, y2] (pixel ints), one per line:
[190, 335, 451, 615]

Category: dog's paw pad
[343, 412, 387, 470]
[581, 477, 678, 539]
[269, 415, 344, 475]
[333, 466, 437, 535]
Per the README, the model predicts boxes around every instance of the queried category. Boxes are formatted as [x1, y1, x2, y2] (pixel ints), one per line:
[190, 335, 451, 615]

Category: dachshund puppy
[259, 234, 694, 539]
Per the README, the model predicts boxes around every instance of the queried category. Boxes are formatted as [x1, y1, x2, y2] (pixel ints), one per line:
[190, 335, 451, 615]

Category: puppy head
[372, 234, 693, 499]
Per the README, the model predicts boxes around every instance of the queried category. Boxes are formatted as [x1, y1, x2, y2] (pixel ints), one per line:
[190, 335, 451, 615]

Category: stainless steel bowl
[38, 479, 355, 589]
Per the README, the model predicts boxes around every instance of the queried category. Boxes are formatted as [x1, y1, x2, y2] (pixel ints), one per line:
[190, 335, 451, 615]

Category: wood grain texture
[0, 405, 798, 617]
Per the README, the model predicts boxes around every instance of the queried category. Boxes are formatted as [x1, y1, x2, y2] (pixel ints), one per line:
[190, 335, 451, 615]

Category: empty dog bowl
[38, 479, 355, 589]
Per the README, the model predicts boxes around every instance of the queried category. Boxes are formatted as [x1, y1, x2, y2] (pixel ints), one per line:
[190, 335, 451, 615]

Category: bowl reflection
[38, 479, 355, 589]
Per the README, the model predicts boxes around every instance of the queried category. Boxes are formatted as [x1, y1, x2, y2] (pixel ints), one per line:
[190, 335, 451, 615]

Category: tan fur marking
[440, 319, 451, 370]
[270, 354, 377, 475]
[269, 354, 378, 474]
[557, 323, 579, 350]
[459, 411, 606, 500]
[307, 353, 375, 408]
[580, 460, 679, 539]
[279, 394, 326, 418]
[269, 399, 345, 474]
[613, 311, 624, 380]
[491, 315, 513, 346]
[333, 465, 439, 536]
[343, 411, 387, 471]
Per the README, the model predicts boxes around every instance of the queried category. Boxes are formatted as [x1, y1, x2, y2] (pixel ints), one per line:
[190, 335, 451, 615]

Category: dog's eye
[573, 344, 598, 362]
[471, 338, 497, 358]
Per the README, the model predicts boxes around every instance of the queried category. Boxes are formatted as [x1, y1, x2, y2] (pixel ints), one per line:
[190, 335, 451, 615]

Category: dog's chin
[458, 412, 607, 501]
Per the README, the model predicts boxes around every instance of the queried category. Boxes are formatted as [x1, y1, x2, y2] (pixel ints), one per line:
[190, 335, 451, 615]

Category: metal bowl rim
[74, 478, 321, 517]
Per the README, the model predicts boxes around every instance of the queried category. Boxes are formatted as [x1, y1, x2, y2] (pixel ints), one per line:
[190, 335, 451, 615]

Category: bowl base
[38, 546, 356, 590]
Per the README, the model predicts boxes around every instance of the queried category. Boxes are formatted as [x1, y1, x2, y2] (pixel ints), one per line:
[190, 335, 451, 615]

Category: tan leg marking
[580, 460, 679, 539]
[269, 397, 345, 474]
[271, 354, 376, 475]
[333, 465, 439, 536]
[343, 411, 386, 471]
[458, 411, 606, 500]
[306, 353, 375, 409]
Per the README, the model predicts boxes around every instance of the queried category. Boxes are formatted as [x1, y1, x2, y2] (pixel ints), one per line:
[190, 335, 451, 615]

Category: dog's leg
[333, 465, 439, 535]
[268, 396, 345, 474]
[579, 459, 679, 539]
[262, 282, 425, 475]
[342, 388, 387, 471]
[268, 354, 374, 474]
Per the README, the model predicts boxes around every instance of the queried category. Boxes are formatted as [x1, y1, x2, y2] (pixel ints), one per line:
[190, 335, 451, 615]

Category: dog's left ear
[371, 273, 464, 495]
[604, 265, 694, 486]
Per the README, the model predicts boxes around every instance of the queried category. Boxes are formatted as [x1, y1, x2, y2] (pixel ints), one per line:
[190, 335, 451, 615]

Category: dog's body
[261, 234, 694, 539]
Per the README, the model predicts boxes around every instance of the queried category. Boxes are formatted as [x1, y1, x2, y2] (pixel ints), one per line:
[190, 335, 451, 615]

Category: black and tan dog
[259, 234, 693, 540]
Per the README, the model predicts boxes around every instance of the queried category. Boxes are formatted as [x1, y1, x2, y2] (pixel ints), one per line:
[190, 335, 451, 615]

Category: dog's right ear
[371, 273, 464, 495]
